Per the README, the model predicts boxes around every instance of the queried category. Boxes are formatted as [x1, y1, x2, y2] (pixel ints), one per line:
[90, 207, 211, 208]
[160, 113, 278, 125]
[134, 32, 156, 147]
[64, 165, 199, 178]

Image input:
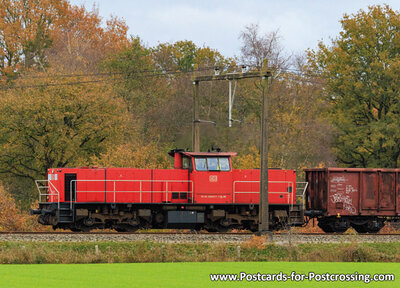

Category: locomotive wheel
[70, 226, 91, 232]
[114, 224, 139, 232]
[79, 226, 92, 232]
[215, 225, 230, 232]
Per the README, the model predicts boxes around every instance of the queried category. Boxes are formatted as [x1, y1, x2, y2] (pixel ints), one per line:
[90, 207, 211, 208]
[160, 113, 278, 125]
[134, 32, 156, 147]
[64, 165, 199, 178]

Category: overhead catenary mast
[192, 64, 271, 233]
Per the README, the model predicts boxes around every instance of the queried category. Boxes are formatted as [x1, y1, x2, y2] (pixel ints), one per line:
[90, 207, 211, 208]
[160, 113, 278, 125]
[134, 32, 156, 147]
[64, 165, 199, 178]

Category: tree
[0, 0, 60, 75]
[0, 0, 129, 77]
[152, 40, 231, 72]
[309, 5, 400, 167]
[47, 5, 129, 73]
[239, 23, 290, 74]
[107, 39, 235, 149]
[0, 73, 128, 181]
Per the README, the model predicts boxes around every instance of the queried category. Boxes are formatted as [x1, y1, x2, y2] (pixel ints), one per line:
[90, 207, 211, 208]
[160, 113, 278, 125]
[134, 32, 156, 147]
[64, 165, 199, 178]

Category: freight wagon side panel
[379, 172, 396, 211]
[305, 169, 328, 213]
[361, 171, 396, 215]
[397, 172, 400, 215]
[306, 168, 399, 217]
[327, 171, 360, 216]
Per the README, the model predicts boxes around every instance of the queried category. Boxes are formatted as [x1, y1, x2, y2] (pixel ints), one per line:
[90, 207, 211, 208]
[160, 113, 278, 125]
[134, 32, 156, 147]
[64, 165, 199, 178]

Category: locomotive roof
[179, 151, 237, 157]
[168, 149, 237, 157]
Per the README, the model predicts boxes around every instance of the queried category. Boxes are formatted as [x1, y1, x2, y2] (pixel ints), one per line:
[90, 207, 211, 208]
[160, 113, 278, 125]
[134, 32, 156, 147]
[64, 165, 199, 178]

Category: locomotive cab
[169, 150, 236, 204]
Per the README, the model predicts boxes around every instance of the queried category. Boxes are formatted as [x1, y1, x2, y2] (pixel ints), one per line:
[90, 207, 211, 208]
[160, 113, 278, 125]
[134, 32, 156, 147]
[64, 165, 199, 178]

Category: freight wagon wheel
[350, 224, 368, 234]
[366, 221, 385, 233]
[352, 220, 384, 234]
[318, 218, 349, 233]
[332, 227, 348, 233]
[366, 226, 383, 233]
[317, 222, 334, 233]
[318, 223, 348, 233]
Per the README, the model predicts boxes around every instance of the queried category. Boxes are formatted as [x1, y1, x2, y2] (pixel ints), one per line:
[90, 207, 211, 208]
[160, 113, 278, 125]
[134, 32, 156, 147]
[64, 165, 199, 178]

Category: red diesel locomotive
[31, 149, 305, 232]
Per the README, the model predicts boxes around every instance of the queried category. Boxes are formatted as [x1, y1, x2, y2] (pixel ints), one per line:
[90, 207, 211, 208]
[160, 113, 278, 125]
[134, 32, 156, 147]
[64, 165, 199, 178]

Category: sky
[69, 0, 400, 58]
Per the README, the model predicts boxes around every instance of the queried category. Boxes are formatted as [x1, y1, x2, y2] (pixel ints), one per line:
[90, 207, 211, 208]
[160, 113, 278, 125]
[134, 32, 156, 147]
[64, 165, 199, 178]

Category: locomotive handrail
[69, 179, 194, 208]
[233, 180, 295, 207]
[35, 180, 61, 209]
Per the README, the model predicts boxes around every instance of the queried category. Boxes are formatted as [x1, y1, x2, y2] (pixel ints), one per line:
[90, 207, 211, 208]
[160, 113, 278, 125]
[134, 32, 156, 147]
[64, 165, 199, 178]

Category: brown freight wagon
[304, 168, 400, 233]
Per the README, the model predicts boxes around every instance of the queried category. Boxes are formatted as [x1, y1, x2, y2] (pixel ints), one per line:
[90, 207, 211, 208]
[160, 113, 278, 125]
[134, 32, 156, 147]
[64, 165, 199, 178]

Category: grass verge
[1, 239, 400, 264]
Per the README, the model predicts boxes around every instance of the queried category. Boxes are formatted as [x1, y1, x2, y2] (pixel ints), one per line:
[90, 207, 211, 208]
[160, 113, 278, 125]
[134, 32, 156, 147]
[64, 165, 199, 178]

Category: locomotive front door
[65, 173, 77, 202]
[192, 157, 233, 204]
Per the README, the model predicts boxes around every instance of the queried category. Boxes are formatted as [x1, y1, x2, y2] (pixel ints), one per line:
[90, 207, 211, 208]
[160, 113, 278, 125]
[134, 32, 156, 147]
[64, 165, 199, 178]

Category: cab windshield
[195, 157, 230, 171]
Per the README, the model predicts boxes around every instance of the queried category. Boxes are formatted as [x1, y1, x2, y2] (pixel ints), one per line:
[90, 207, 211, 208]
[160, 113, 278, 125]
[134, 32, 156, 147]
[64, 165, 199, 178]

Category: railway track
[0, 231, 399, 235]
[0, 231, 400, 243]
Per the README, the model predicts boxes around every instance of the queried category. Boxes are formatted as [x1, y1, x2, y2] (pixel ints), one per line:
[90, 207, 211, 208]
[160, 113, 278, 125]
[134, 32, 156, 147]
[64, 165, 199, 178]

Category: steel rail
[0, 231, 399, 236]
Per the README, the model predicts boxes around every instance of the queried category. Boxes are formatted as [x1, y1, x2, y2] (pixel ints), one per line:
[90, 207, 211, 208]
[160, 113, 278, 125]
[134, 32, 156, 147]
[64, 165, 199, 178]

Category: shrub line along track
[0, 231, 400, 244]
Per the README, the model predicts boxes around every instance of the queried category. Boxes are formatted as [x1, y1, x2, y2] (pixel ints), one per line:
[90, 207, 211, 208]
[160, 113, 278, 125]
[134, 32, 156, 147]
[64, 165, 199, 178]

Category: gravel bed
[0, 233, 400, 244]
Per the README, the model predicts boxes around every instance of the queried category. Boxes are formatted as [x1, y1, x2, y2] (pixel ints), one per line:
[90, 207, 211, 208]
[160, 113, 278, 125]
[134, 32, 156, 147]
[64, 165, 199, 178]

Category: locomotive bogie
[36, 202, 301, 232]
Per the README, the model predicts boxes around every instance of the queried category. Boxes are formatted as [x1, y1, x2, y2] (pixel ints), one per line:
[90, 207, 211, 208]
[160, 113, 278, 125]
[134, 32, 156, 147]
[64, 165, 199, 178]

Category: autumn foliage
[0, 0, 128, 76]
[0, 183, 44, 231]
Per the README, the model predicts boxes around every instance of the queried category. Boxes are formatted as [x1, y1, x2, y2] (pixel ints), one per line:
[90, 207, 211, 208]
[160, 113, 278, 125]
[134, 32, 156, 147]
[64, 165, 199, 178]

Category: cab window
[194, 157, 230, 171]
[219, 158, 230, 171]
[207, 158, 219, 170]
[182, 157, 190, 169]
[195, 158, 207, 171]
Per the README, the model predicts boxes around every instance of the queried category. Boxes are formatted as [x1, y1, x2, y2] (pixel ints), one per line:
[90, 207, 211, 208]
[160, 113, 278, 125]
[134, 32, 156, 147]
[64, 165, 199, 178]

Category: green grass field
[0, 262, 397, 288]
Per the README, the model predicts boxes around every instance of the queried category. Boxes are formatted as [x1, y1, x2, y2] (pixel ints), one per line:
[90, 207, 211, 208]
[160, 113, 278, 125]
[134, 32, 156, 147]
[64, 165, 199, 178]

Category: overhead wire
[0, 64, 332, 91]
[0, 65, 228, 90]
[0, 66, 217, 90]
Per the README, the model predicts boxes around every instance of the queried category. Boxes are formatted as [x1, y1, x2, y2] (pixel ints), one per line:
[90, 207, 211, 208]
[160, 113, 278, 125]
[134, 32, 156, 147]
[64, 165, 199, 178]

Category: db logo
[209, 175, 218, 182]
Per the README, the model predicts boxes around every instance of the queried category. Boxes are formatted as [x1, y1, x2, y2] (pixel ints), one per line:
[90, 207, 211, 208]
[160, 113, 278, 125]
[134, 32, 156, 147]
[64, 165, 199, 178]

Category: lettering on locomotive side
[200, 195, 227, 199]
